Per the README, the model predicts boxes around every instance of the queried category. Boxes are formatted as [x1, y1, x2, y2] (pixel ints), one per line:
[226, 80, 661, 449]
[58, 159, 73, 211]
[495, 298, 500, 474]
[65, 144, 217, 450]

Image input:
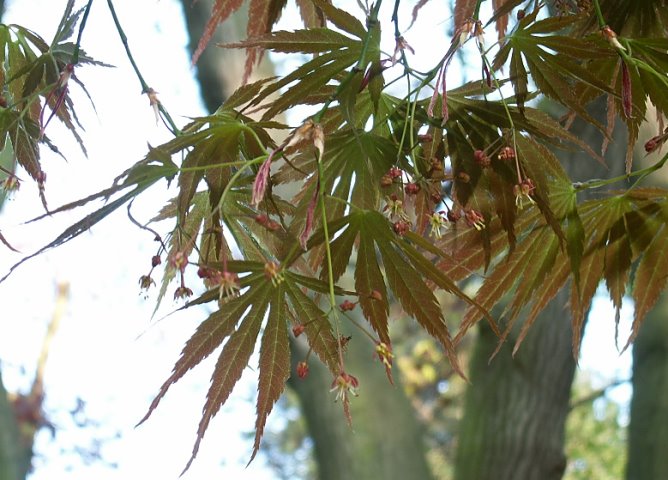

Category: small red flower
[169, 251, 188, 272]
[330, 371, 359, 402]
[497, 146, 515, 161]
[645, 128, 668, 153]
[465, 209, 485, 230]
[340, 300, 356, 312]
[369, 290, 383, 301]
[447, 210, 461, 223]
[428, 211, 448, 239]
[404, 182, 420, 195]
[292, 324, 306, 337]
[139, 275, 155, 291]
[264, 261, 284, 285]
[151, 255, 162, 268]
[296, 361, 309, 379]
[174, 285, 193, 300]
[393, 220, 410, 236]
[457, 171, 471, 183]
[474, 149, 491, 168]
[388, 167, 403, 179]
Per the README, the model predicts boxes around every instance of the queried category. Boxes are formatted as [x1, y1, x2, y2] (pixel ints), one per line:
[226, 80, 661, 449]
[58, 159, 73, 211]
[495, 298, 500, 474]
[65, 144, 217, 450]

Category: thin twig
[72, 0, 94, 65]
[105, 0, 181, 135]
[569, 377, 629, 411]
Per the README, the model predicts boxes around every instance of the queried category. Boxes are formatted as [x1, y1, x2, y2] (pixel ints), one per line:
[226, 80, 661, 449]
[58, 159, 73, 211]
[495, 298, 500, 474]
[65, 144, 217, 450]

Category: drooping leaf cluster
[2, 0, 668, 470]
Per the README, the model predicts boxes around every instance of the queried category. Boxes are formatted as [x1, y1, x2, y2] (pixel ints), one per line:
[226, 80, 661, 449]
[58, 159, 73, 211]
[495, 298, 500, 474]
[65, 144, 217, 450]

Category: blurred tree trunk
[626, 295, 668, 480]
[626, 303, 668, 480]
[455, 103, 626, 479]
[626, 124, 668, 480]
[455, 291, 576, 479]
[179, 2, 433, 479]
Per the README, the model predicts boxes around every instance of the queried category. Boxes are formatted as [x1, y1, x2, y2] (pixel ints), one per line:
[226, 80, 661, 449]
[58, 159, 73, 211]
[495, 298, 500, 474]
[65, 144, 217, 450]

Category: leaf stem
[72, 0, 94, 65]
[592, 0, 607, 29]
[573, 150, 668, 192]
[105, 0, 181, 135]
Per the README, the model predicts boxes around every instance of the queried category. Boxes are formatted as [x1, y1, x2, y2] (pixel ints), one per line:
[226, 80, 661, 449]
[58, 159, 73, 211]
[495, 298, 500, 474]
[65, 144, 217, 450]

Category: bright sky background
[0, 1, 632, 479]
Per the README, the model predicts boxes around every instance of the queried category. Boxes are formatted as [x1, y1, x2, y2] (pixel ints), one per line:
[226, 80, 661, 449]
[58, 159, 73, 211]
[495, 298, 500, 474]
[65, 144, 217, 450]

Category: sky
[0, 1, 633, 479]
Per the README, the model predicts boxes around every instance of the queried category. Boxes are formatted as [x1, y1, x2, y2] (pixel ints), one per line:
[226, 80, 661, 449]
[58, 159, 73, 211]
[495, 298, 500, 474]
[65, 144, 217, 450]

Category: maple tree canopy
[0, 0, 667, 472]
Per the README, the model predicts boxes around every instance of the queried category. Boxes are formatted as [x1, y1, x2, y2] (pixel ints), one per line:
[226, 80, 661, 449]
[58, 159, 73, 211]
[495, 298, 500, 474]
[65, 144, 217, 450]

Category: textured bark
[179, 3, 434, 478]
[626, 300, 668, 480]
[455, 291, 576, 480]
[455, 101, 626, 480]
[626, 119, 668, 479]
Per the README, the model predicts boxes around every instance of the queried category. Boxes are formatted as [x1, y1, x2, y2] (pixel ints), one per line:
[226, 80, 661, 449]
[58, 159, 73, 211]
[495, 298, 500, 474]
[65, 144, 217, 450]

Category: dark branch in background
[569, 378, 630, 411]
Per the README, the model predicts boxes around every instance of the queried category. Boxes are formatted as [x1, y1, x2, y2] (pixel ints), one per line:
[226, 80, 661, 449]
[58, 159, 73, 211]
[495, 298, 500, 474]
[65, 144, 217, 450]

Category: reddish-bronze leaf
[492, 0, 512, 40]
[570, 247, 605, 358]
[454, 0, 476, 30]
[355, 229, 390, 345]
[284, 280, 339, 373]
[182, 287, 269, 474]
[192, 0, 245, 65]
[513, 259, 570, 356]
[630, 222, 668, 347]
[251, 285, 290, 463]
[621, 60, 633, 120]
[376, 237, 464, 378]
[296, 0, 325, 28]
[138, 281, 270, 428]
[243, 0, 287, 83]
[604, 216, 631, 320]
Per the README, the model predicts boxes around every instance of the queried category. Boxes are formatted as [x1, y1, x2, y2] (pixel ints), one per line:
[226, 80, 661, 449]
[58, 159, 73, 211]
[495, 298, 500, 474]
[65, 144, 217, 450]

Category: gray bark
[626, 301, 668, 480]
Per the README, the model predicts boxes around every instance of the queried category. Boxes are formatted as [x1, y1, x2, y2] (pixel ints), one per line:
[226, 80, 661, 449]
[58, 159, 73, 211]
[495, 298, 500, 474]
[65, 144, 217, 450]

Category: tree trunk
[455, 101, 626, 479]
[625, 118, 668, 480]
[455, 291, 575, 479]
[626, 299, 668, 479]
[179, 3, 434, 478]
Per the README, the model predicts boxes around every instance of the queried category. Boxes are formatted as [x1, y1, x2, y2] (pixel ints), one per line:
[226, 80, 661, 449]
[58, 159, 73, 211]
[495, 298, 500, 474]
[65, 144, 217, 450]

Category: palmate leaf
[243, 0, 287, 83]
[192, 0, 245, 64]
[251, 282, 290, 463]
[313, 210, 482, 375]
[493, 14, 614, 119]
[137, 260, 340, 472]
[311, 0, 366, 39]
[181, 282, 270, 474]
[457, 188, 668, 356]
[222, 28, 362, 120]
[631, 216, 668, 345]
[283, 279, 340, 373]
